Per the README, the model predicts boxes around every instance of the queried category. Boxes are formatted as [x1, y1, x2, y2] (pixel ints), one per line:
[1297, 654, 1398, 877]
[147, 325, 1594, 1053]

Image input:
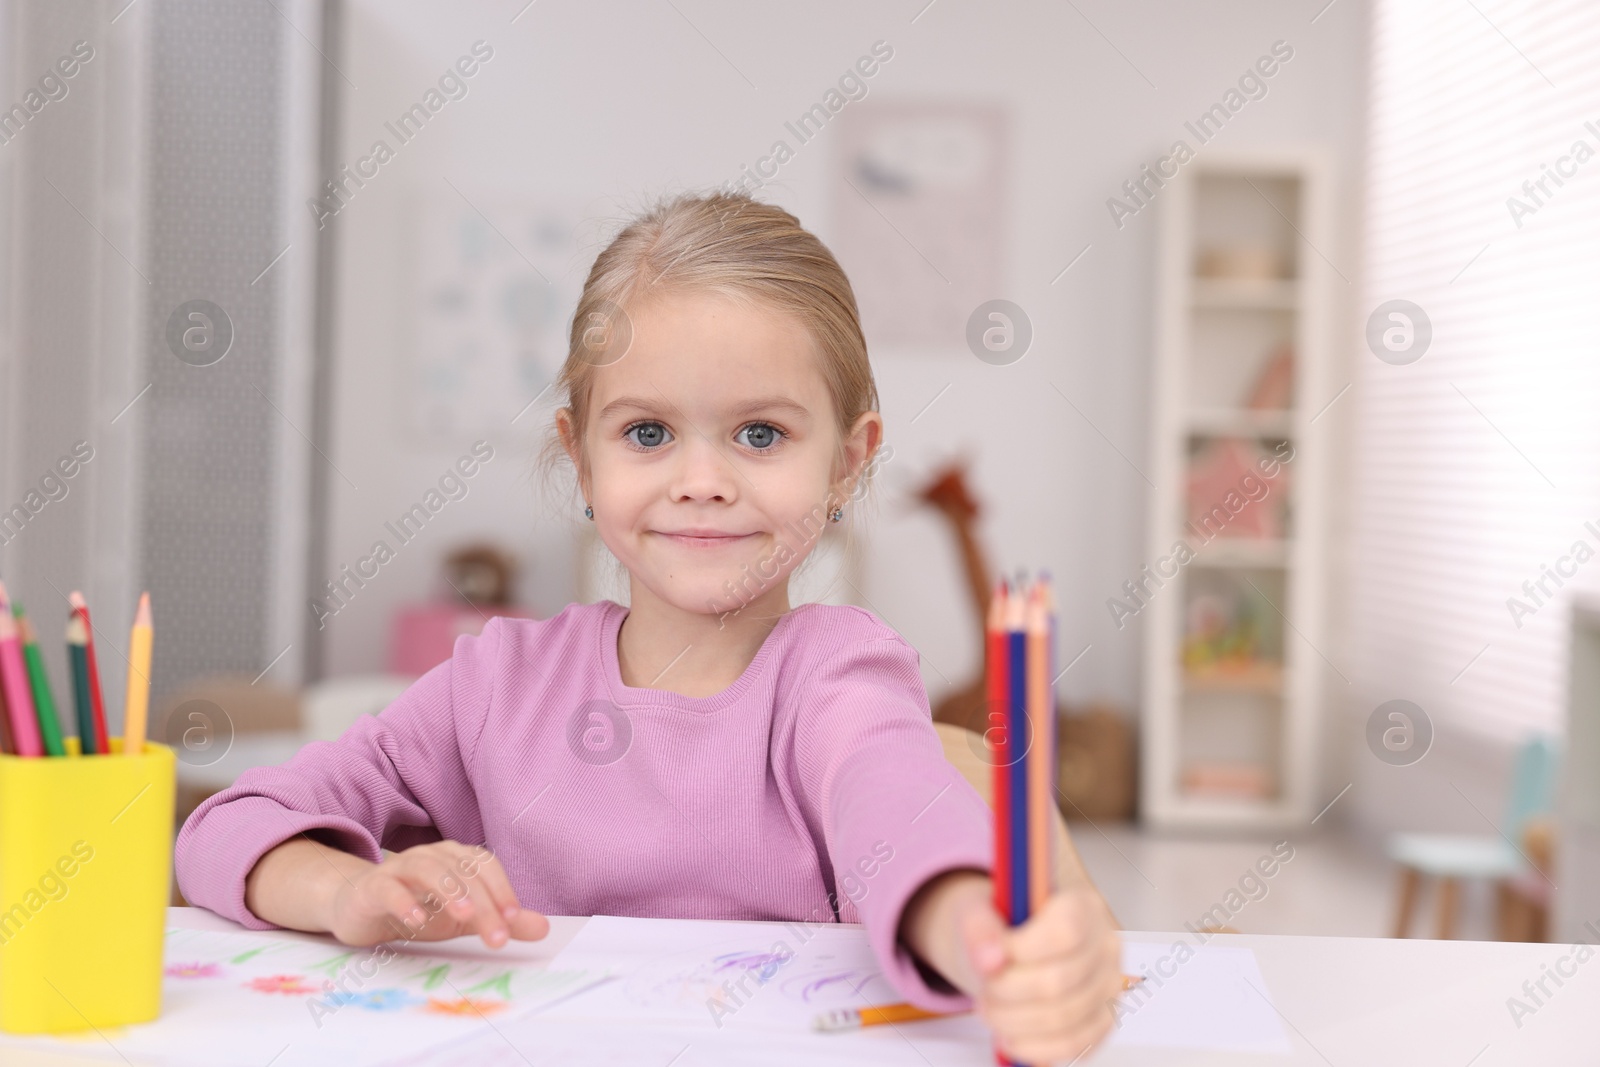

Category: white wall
[319, 0, 1370, 736]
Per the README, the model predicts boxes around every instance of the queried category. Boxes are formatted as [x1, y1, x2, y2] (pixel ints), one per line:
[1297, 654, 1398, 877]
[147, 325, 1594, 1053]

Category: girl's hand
[960, 885, 1123, 1064]
[326, 840, 550, 949]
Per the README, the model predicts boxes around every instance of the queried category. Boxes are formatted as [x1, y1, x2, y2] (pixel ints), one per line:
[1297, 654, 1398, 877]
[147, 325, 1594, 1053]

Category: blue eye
[737, 422, 785, 450]
[624, 421, 671, 449]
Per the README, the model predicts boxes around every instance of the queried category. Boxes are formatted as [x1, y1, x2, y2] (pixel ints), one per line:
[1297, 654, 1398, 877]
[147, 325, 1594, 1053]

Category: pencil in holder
[0, 739, 175, 1033]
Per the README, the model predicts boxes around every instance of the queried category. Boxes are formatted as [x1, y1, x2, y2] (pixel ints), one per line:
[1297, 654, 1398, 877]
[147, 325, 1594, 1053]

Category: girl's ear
[838, 410, 884, 494]
[555, 406, 591, 500]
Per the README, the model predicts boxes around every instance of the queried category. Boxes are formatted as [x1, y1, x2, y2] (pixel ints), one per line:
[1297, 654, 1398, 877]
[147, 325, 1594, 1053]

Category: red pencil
[68, 592, 110, 755]
[987, 580, 1010, 920]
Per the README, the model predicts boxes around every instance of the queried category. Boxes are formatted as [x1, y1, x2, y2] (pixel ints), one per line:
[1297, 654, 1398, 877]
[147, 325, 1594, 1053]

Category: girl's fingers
[507, 907, 551, 941]
[982, 938, 1119, 1005]
[454, 846, 523, 923]
[398, 857, 480, 941]
[445, 843, 549, 945]
[437, 856, 511, 947]
[1004, 891, 1105, 965]
[982, 969, 1122, 1037]
[373, 877, 432, 940]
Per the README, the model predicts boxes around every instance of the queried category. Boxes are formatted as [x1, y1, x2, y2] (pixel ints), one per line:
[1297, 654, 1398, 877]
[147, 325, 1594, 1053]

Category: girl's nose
[668, 434, 739, 504]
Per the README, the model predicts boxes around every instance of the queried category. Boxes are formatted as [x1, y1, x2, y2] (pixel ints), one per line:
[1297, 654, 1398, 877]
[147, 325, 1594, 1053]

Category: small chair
[1496, 818, 1555, 942]
[932, 721, 1120, 927]
[1387, 735, 1559, 939]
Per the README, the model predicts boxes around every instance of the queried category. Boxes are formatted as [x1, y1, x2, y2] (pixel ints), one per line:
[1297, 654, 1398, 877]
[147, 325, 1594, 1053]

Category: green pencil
[66, 611, 95, 755]
[14, 606, 66, 756]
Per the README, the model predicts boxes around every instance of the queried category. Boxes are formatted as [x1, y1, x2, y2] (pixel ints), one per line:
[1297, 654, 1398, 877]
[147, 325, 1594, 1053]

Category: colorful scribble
[424, 997, 508, 1016]
[322, 988, 423, 1012]
[247, 974, 318, 995]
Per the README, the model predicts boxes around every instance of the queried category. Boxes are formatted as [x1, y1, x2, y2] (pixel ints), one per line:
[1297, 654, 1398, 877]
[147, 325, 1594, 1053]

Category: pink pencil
[0, 581, 44, 756]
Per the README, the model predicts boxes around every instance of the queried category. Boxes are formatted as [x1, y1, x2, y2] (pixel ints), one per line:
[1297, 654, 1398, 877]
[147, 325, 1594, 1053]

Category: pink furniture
[388, 603, 536, 676]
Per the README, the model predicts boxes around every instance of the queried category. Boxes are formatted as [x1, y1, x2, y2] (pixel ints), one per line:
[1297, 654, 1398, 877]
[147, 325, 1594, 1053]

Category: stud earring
[584, 504, 594, 520]
[828, 506, 844, 523]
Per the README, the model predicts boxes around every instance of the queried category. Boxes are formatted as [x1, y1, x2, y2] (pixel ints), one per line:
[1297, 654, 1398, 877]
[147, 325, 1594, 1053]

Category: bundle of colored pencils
[0, 581, 151, 758]
[988, 574, 1057, 929]
[987, 574, 1056, 1066]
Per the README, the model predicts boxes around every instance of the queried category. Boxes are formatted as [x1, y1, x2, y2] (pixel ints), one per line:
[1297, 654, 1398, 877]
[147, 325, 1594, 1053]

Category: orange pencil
[122, 592, 152, 755]
[814, 1002, 961, 1031]
[1026, 583, 1052, 911]
[817, 982, 1143, 1033]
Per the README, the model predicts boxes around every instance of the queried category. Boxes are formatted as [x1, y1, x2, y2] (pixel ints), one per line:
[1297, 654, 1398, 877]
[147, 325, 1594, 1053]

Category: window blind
[1354, 0, 1600, 739]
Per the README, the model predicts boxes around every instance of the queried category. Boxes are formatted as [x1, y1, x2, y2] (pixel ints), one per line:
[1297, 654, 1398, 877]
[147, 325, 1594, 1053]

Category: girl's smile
[570, 288, 874, 620]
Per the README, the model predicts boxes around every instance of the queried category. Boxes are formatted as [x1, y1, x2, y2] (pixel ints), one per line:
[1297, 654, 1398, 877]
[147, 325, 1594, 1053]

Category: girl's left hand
[959, 885, 1123, 1064]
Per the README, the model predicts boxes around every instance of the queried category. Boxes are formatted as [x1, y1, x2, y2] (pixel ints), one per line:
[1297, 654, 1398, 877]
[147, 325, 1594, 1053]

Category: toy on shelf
[389, 542, 534, 676]
[915, 462, 1136, 820]
[915, 463, 993, 732]
[444, 543, 518, 606]
[1185, 436, 1290, 541]
[1181, 590, 1267, 676]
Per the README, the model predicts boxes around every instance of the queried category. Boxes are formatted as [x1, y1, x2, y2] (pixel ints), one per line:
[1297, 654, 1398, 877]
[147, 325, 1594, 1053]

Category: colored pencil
[814, 1002, 959, 1031]
[1026, 586, 1051, 912]
[1005, 590, 1029, 926]
[0, 655, 13, 754]
[123, 591, 152, 755]
[819, 980, 1145, 1032]
[15, 608, 66, 756]
[69, 591, 110, 754]
[1042, 575, 1058, 902]
[0, 581, 45, 756]
[66, 611, 96, 755]
[987, 581, 1010, 919]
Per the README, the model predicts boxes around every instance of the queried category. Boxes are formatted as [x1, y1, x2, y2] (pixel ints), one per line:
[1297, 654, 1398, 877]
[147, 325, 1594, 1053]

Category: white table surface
[1, 907, 1589, 1065]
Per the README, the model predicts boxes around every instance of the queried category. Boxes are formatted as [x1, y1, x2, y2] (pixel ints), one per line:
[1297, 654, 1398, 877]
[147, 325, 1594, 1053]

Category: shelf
[1188, 538, 1290, 568]
[1191, 278, 1299, 309]
[1183, 661, 1285, 693]
[1143, 150, 1328, 831]
[1187, 408, 1294, 437]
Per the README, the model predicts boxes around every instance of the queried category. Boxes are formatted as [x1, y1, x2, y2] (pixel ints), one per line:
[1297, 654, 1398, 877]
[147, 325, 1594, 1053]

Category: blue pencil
[1006, 593, 1029, 926]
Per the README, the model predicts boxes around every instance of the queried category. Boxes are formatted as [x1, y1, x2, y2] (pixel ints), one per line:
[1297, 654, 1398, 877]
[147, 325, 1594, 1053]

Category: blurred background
[2, 0, 1595, 946]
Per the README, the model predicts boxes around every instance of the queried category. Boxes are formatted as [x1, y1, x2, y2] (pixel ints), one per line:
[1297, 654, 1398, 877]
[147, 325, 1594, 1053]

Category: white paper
[1110, 940, 1292, 1054]
[0, 926, 612, 1067]
[535, 914, 916, 1033]
[0, 922, 1293, 1066]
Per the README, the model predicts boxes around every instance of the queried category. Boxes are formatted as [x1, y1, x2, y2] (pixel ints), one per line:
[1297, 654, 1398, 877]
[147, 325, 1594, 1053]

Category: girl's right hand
[326, 840, 550, 949]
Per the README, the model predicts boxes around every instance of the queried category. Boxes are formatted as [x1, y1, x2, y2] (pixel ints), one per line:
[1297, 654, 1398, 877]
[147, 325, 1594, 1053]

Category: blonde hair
[543, 191, 879, 488]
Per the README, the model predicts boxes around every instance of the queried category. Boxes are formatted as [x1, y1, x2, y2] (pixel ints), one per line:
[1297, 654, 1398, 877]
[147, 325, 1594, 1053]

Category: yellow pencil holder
[0, 739, 175, 1033]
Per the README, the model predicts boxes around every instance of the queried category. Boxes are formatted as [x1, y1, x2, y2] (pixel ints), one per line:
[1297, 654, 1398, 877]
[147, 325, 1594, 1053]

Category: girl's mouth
[653, 529, 757, 549]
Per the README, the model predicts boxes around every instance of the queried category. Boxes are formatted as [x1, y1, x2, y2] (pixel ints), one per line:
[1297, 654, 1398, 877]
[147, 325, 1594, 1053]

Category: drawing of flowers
[165, 962, 222, 979]
[425, 997, 507, 1016]
[325, 988, 422, 1012]
[247, 974, 317, 995]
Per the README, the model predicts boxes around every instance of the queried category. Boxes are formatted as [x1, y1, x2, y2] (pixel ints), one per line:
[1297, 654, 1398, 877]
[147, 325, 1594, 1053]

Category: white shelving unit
[1141, 149, 1332, 830]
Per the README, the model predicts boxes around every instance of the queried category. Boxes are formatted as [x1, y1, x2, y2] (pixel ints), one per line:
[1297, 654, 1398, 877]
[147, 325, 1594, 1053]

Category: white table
[1, 908, 1589, 1065]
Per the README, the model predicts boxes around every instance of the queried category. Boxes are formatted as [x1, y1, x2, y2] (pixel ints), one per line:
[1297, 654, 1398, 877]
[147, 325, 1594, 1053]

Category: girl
[176, 192, 1122, 1063]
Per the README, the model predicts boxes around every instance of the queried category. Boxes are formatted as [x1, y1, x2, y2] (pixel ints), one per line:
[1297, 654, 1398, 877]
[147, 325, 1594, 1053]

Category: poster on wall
[408, 196, 590, 439]
[832, 101, 1008, 350]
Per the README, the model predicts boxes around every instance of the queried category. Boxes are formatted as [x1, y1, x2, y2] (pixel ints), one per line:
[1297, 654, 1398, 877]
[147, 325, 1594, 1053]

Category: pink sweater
[174, 600, 994, 1011]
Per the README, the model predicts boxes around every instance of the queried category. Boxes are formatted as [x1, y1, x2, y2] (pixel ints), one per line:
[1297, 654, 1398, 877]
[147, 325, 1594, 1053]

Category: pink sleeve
[173, 620, 503, 929]
[793, 635, 994, 1013]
